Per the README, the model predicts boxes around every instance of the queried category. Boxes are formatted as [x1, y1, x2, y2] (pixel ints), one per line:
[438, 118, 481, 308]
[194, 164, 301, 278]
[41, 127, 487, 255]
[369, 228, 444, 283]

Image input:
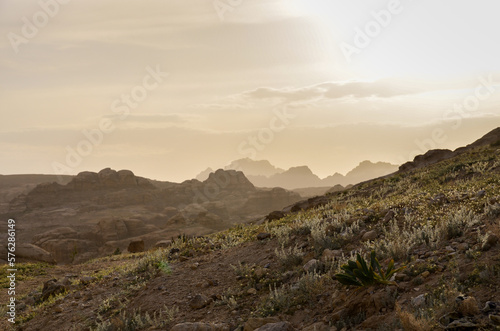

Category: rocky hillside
[1, 128, 499, 330]
[1, 168, 300, 264]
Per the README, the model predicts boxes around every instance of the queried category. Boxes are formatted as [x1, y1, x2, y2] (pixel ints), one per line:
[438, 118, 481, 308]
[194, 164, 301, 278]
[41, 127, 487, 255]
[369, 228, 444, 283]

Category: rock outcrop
[3, 168, 302, 264]
[400, 127, 500, 172]
[14, 243, 56, 264]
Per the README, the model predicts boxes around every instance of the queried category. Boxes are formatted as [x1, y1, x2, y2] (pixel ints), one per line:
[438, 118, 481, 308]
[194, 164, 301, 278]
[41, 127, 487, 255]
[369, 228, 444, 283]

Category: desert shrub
[258, 271, 329, 316]
[275, 245, 304, 269]
[396, 304, 432, 331]
[92, 306, 178, 331]
[440, 207, 479, 240]
[335, 251, 405, 287]
[134, 249, 171, 275]
[484, 202, 500, 218]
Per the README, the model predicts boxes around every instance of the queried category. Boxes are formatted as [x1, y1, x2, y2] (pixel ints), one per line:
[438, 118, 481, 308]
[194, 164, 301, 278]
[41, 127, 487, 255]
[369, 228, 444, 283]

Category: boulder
[39, 279, 67, 302]
[32, 227, 79, 246]
[38, 239, 96, 264]
[189, 294, 212, 309]
[266, 211, 285, 221]
[303, 259, 320, 273]
[362, 230, 377, 241]
[117, 169, 137, 186]
[321, 249, 342, 261]
[257, 233, 271, 240]
[123, 219, 147, 237]
[399, 149, 455, 172]
[15, 243, 56, 264]
[96, 219, 129, 242]
[166, 213, 187, 227]
[127, 240, 144, 253]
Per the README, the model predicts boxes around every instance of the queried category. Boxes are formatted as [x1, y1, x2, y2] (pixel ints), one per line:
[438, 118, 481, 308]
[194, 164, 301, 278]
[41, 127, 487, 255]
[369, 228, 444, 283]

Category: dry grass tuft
[396, 304, 433, 331]
[457, 296, 480, 316]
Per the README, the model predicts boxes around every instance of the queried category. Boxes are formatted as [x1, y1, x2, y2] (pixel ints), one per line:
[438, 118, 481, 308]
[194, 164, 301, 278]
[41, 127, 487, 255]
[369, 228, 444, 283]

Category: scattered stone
[247, 288, 257, 295]
[254, 322, 295, 331]
[446, 319, 477, 329]
[171, 322, 230, 331]
[40, 279, 67, 302]
[482, 234, 499, 251]
[431, 193, 449, 205]
[445, 246, 455, 253]
[383, 210, 395, 223]
[127, 240, 144, 253]
[421, 271, 430, 278]
[254, 266, 266, 279]
[395, 273, 406, 282]
[189, 294, 212, 309]
[257, 233, 271, 241]
[362, 230, 377, 241]
[482, 301, 497, 313]
[243, 317, 280, 331]
[321, 249, 342, 261]
[411, 294, 426, 307]
[266, 211, 285, 221]
[190, 263, 200, 270]
[303, 259, 319, 273]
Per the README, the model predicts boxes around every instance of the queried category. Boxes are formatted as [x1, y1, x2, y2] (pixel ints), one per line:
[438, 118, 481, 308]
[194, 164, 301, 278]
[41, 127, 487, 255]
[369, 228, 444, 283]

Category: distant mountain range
[196, 158, 399, 190]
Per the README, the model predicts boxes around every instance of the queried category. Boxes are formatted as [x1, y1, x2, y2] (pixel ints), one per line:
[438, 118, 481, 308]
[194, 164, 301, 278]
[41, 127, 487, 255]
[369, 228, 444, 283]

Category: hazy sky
[1, 0, 500, 182]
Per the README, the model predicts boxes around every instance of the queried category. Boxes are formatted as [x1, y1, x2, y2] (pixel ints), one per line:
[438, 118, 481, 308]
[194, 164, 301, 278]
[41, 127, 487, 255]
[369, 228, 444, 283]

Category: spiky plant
[335, 251, 405, 287]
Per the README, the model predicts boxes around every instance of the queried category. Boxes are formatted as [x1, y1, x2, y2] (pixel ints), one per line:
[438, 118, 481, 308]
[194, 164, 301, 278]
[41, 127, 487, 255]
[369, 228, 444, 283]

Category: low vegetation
[6, 144, 500, 330]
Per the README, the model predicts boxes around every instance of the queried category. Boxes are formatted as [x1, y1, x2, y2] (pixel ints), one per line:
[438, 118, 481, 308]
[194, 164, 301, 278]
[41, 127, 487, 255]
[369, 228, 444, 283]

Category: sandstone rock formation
[2, 168, 301, 264]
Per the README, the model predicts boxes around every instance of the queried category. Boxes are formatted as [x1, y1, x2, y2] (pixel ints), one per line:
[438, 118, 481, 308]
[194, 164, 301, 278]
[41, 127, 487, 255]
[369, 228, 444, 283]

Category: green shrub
[335, 251, 405, 287]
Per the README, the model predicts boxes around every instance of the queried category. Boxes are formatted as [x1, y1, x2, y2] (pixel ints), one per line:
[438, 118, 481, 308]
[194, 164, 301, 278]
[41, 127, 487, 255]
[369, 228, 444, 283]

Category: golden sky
[1, 0, 500, 181]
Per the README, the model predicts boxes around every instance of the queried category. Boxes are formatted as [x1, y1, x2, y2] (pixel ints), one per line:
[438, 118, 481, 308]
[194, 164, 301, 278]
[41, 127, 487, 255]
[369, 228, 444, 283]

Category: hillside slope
[2, 133, 500, 330]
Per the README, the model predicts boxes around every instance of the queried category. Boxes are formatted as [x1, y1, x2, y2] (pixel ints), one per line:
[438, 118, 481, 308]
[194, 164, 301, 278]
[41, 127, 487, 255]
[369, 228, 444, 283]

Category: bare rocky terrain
[0, 169, 300, 264]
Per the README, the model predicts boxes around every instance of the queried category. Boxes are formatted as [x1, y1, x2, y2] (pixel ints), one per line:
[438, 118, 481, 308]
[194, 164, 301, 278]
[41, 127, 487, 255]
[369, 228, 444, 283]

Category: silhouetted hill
[224, 158, 285, 177]
[400, 127, 500, 172]
[198, 160, 398, 190]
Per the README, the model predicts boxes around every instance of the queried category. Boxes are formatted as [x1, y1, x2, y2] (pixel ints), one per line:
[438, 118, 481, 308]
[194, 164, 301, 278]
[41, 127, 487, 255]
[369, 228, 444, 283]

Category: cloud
[242, 79, 428, 102]
[105, 113, 202, 125]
